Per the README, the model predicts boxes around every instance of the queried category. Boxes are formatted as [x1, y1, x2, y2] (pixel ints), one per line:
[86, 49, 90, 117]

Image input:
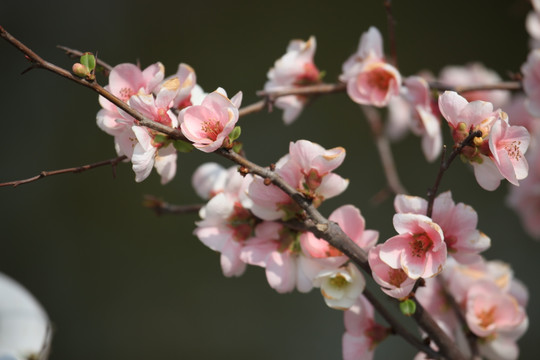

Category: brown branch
[238, 99, 267, 117]
[256, 82, 346, 99]
[426, 130, 482, 218]
[429, 81, 522, 94]
[383, 0, 398, 68]
[361, 105, 408, 196]
[57, 45, 113, 76]
[1, 26, 463, 359]
[0, 26, 186, 142]
[143, 195, 203, 216]
[0, 155, 127, 188]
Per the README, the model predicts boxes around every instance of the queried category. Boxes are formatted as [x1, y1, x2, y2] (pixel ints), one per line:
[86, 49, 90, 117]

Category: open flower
[264, 36, 321, 124]
[439, 91, 530, 190]
[313, 263, 365, 310]
[368, 244, 415, 299]
[379, 213, 446, 279]
[394, 192, 490, 264]
[180, 88, 242, 152]
[340, 27, 401, 107]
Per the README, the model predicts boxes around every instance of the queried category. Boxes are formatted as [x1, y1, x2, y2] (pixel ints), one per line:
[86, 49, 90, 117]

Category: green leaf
[173, 140, 194, 153]
[153, 134, 169, 145]
[80, 52, 96, 71]
[318, 70, 326, 81]
[228, 126, 241, 142]
[232, 142, 243, 154]
[399, 299, 416, 316]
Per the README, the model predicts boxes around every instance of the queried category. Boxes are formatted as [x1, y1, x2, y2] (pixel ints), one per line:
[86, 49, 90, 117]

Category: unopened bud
[72, 63, 90, 77]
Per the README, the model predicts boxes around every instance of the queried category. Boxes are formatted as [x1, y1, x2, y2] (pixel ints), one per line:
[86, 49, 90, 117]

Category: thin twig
[383, 0, 398, 67]
[429, 81, 522, 94]
[57, 45, 113, 75]
[143, 195, 203, 216]
[256, 82, 346, 99]
[1, 26, 465, 359]
[426, 130, 482, 218]
[361, 105, 408, 196]
[0, 155, 127, 187]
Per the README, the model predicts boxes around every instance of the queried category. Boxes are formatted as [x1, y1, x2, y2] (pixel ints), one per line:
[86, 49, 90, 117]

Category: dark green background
[1, 1, 538, 359]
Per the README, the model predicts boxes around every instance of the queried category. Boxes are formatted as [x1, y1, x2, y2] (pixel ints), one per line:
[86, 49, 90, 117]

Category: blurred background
[1, 0, 538, 359]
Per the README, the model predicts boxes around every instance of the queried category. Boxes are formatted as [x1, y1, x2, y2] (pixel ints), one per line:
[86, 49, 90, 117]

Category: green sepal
[173, 140, 194, 153]
[399, 299, 416, 316]
[232, 142, 243, 154]
[318, 70, 326, 81]
[80, 52, 96, 72]
[229, 126, 241, 142]
[153, 134, 169, 145]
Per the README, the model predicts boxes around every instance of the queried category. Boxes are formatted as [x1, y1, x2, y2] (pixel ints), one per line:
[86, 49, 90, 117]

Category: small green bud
[399, 299, 416, 316]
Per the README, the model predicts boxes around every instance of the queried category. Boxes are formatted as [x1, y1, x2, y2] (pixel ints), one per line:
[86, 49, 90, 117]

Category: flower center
[201, 119, 224, 141]
[409, 232, 433, 257]
[387, 268, 409, 287]
[505, 140, 523, 162]
[119, 87, 135, 102]
[477, 306, 496, 330]
[227, 202, 256, 242]
[367, 67, 392, 91]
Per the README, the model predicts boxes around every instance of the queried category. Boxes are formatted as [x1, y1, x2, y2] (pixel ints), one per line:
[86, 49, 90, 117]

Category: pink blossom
[387, 76, 442, 162]
[248, 140, 348, 221]
[379, 213, 446, 279]
[119, 79, 180, 183]
[438, 91, 530, 190]
[488, 118, 530, 186]
[394, 192, 490, 264]
[179, 88, 242, 153]
[313, 263, 365, 310]
[300, 205, 378, 266]
[191, 162, 230, 200]
[507, 171, 540, 239]
[465, 281, 527, 339]
[240, 222, 323, 293]
[264, 36, 321, 124]
[522, 49, 540, 118]
[439, 63, 510, 107]
[159, 63, 197, 110]
[526, 0, 540, 49]
[193, 166, 255, 277]
[342, 295, 388, 360]
[368, 245, 415, 299]
[97, 62, 164, 136]
[340, 27, 401, 107]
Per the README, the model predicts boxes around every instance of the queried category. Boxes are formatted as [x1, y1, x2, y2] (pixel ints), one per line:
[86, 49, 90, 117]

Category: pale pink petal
[378, 235, 409, 269]
[394, 195, 427, 215]
[266, 252, 296, 293]
[220, 240, 246, 277]
[154, 144, 177, 185]
[317, 173, 349, 199]
[472, 155, 504, 191]
[438, 91, 469, 128]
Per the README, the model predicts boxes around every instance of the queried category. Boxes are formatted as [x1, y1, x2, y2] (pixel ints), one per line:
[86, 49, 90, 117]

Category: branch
[57, 45, 114, 76]
[426, 130, 482, 218]
[0, 155, 127, 188]
[256, 82, 346, 99]
[1, 26, 463, 359]
[429, 81, 522, 94]
[361, 105, 408, 196]
[143, 195, 203, 216]
[0, 26, 186, 142]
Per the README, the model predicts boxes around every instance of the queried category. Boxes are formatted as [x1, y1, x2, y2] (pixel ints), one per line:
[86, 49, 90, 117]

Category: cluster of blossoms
[96, 62, 242, 184]
[88, 22, 536, 359]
